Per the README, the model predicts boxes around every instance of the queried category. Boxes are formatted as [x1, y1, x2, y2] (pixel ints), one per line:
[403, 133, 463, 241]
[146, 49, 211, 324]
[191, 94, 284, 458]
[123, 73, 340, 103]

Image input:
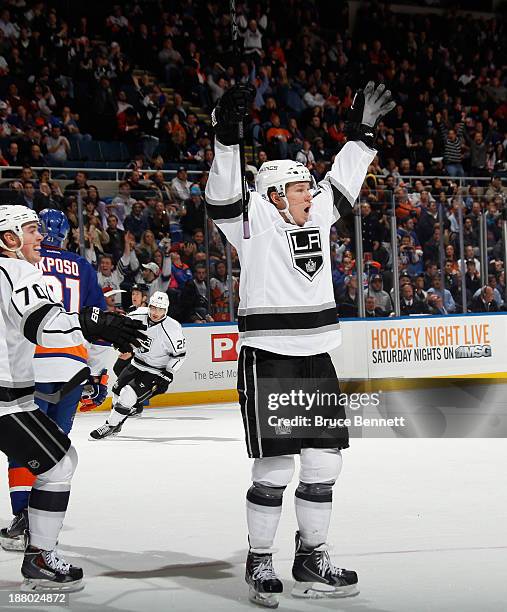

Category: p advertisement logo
[211, 333, 239, 362]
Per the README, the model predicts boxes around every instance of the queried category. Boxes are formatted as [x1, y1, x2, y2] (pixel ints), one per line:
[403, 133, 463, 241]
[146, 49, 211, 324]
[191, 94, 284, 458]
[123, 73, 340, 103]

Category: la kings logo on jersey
[286, 227, 324, 281]
[138, 337, 153, 353]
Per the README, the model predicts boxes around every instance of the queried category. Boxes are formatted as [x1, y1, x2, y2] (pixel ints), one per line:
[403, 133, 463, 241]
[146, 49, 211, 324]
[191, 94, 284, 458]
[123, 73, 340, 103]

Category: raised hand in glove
[345, 81, 396, 148]
[79, 307, 147, 353]
[211, 83, 256, 146]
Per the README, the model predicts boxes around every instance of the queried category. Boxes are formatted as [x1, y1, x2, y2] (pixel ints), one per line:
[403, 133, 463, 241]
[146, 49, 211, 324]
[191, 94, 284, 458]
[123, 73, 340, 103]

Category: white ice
[1, 404, 506, 612]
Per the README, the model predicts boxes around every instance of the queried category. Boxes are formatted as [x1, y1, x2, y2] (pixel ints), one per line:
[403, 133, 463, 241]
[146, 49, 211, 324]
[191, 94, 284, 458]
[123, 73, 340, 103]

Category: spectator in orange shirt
[169, 113, 187, 142]
[265, 113, 291, 158]
[394, 186, 417, 220]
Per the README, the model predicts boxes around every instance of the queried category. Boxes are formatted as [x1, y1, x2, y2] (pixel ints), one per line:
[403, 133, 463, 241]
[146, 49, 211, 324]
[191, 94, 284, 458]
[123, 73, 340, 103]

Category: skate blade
[0, 536, 25, 552]
[88, 431, 118, 441]
[21, 578, 84, 593]
[292, 580, 359, 599]
[248, 586, 279, 608]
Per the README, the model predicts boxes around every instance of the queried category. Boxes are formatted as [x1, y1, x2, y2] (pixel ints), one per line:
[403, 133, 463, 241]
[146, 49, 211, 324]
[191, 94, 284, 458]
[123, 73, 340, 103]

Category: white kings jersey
[205, 139, 376, 356]
[127, 308, 186, 379]
[0, 255, 86, 416]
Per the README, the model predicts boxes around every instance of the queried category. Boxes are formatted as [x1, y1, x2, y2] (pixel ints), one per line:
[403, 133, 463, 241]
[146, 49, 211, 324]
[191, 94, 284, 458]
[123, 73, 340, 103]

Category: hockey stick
[230, 0, 251, 239]
[34, 367, 90, 404]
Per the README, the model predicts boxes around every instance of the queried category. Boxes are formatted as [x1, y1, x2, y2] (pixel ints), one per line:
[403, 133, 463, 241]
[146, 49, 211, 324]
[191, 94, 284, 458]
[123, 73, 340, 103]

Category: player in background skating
[206, 82, 394, 607]
[89, 291, 186, 440]
[1, 209, 113, 552]
[0, 205, 146, 591]
[124, 283, 150, 415]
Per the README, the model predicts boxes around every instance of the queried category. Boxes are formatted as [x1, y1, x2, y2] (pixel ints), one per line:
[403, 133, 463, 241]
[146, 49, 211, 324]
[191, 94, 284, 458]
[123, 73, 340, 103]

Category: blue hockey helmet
[39, 208, 70, 247]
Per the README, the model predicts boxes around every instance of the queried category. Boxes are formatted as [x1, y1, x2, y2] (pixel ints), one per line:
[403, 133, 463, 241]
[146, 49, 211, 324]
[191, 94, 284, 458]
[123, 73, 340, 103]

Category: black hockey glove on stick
[155, 372, 173, 395]
[211, 83, 256, 146]
[345, 81, 396, 148]
[79, 307, 147, 353]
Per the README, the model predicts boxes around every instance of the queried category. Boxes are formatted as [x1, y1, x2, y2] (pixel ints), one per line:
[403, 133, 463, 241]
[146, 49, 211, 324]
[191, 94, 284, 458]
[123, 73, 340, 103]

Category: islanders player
[0, 209, 111, 551]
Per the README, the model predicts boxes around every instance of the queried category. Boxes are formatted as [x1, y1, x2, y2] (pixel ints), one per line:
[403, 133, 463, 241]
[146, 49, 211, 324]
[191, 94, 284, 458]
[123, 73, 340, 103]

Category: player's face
[286, 182, 313, 226]
[21, 222, 43, 263]
[149, 305, 166, 322]
[132, 290, 143, 307]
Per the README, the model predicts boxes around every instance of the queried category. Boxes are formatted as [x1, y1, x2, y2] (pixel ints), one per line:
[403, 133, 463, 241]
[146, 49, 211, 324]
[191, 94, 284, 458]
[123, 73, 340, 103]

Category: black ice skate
[21, 545, 84, 592]
[0, 510, 27, 551]
[291, 531, 359, 599]
[89, 421, 122, 440]
[245, 547, 283, 608]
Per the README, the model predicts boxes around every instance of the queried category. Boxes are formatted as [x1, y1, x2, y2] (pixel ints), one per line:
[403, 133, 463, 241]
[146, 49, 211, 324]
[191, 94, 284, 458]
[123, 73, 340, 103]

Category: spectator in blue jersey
[2, 209, 111, 549]
[169, 251, 193, 294]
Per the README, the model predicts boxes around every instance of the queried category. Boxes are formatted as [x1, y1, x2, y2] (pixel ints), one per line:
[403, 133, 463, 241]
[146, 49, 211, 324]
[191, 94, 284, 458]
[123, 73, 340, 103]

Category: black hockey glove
[345, 81, 395, 148]
[79, 307, 147, 353]
[155, 372, 173, 394]
[211, 83, 256, 145]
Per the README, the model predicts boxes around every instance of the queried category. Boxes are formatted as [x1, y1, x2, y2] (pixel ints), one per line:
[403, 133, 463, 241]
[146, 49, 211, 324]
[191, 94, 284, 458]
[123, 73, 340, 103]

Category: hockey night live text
[267, 415, 407, 428]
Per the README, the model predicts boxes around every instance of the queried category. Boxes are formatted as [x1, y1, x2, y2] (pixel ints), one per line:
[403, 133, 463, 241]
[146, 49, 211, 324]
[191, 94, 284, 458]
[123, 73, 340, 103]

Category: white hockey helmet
[0, 205, 40, 257]
[149, 291, 169, 315]
[255, 160, 313, 224]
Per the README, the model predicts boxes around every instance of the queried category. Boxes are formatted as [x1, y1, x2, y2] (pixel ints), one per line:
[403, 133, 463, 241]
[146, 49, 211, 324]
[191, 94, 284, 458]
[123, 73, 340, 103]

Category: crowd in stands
[1, 1, 507, 320]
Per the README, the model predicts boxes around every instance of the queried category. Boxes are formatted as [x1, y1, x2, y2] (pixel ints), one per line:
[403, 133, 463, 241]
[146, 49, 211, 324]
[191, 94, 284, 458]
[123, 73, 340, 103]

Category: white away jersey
[205, 139, 375, 356]
[127, 308, 186, 378]
[0, 255, 85, 416]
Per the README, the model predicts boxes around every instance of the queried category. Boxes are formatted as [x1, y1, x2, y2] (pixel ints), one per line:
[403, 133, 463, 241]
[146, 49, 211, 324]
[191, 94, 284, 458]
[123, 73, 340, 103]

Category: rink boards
[82, 312, 507, 411]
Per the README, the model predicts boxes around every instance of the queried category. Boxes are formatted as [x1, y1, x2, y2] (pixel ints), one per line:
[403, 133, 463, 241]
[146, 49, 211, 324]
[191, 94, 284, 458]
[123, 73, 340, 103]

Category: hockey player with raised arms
[206, 82, 395, 607]
[89, 291, 186, 440]
[0, 205, 146, 590]
[1, 209, 111, 552]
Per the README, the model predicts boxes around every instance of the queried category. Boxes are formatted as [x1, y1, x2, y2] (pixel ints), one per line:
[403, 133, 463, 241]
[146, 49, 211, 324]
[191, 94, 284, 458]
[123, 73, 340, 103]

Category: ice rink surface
[0, 403, 506, 612]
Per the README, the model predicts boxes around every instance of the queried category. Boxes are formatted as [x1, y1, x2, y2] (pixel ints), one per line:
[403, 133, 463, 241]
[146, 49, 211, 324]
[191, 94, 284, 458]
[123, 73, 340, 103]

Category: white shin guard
[29, 445, 78, 551]
[295, 448, 342, 548]
[247, 455, 295, 550]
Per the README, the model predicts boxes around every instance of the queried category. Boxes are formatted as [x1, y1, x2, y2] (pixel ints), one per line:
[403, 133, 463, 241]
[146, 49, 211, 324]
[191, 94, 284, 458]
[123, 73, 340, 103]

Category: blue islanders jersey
[34, 247, 108, 381]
